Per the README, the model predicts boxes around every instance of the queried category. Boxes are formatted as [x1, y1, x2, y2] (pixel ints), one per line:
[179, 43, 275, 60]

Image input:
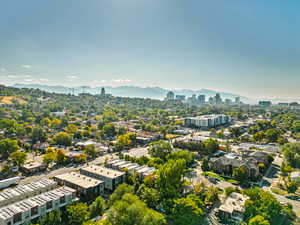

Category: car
[285, 195, 300, 201]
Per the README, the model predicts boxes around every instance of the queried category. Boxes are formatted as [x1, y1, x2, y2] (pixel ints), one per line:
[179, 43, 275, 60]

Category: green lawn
[202, 171, 238, 184]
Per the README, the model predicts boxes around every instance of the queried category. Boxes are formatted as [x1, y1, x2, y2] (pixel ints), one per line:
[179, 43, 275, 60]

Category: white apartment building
[0, 179, 57, 208]
[184, 114, 231, 129]
[80, 165, 125, 191]
[0, 186, 76, 225]
[106, 159, 156, 179]
[54, 172, 105, 201]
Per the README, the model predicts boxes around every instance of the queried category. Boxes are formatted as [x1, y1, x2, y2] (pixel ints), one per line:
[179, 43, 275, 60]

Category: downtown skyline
[1, 0, 300, 100]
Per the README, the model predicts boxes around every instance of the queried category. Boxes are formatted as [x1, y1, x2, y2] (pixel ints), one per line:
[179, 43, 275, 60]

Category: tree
[66, 124, 78, 134]
[253, 131, 265, 142]
[50, 119, 62, 129]
[115, 133, 137, 151]
[166, 150, 195, 166]
[282, 143, 300, 168]
[156, 159, 186, 199]
[148, 140, 172, 160]
[10, 151, 27, 167]
[233, 166, 249, 183]
[107, 193, 166, 225]
[137, 184, 160, 209]
[286, 181, 298, 194]
[0, 138, 19, 158]
[89, 196, 106, 218]
[84, 144, 97, 158]
[243, 189, 283, 222]
[43, 148, 57, 166]
[109, 184, 135, 206]
[102, 124, 117, 138]
[203, 138, 219, 154]
[32, 127, 47, 144]
[201, 158, 209, 171]
[248, 215, 270, 225]
[38, 210, 62, 225]
[264, 129, 279, 143]
[53, 132, 72, 146]
[292, 120, 300, 133]
[66, 203, 89, 225]
[171, 196, 204, 225]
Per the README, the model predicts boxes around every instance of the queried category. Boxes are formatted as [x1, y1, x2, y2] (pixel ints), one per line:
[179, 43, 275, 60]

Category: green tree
[203, 138, 219, 154]
[32, 127, 47, 144]
[107, 193, 166, 225]
[84, 144, 97, 158]
[10, 151, 27, 167]
[66, 124, 78, 134]
[156, 159, 186, 199]
[201, 158, 210, 171]
[264, 129, 279, 143]
[109, 184, 135, 206]
[233, 166, 249, 183]
[137, 184, 160, 209]
[38, 210, 62, 225]
[53, 132, 72, 146]
[89, 196, 106, 218]
[171, 196, 204, 225]
[102, 124, 117, 138]
[248, 215, 270, 225]
[66, 203, 89, 225]
[148, 140, 172, 160]
[0, 138, 19, 157]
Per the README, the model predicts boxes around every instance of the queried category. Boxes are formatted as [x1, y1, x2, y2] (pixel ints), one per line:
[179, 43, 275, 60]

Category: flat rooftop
[81, 165, 125, 179]
[55, 172, 104, 189]
[218, 192, 249, 214]
[0, 186, 75, 221]
[0, 179, 57, 204]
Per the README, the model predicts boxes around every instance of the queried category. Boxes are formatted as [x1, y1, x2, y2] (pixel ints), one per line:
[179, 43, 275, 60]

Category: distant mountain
[13, 83, 253, 103]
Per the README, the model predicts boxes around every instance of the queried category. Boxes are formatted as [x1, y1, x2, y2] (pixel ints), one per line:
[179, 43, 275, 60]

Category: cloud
[66, 75, 77, 79]
[112, 78, 132, 83]
[0, 68, 6, 72]
[21, 65, 31, 69]
[7, 75, 31, 79]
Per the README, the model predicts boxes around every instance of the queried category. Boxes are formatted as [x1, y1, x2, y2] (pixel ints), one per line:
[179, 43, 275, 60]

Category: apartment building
[80, 165, 125, 191]
[0, 179, 57, 208]
[184, 114, 231, 129]
[54, 172, 105, 202]
[0, 186, 76, 225]
[106, 159, 156, 179]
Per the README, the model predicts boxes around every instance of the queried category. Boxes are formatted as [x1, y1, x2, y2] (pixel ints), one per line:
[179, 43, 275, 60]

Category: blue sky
[0, 0, 299, 99]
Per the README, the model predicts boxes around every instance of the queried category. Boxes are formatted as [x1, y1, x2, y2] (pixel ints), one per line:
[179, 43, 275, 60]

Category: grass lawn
[202, 171, 238, 184]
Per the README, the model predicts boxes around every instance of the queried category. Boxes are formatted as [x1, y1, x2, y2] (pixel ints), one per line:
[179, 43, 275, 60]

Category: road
[260, 155, 300, 217]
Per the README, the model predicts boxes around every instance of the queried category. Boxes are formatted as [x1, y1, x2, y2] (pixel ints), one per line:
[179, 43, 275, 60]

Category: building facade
[80, 166, 125, 191]
[0, 187, 76, 225]
[54, 172, 105, 202]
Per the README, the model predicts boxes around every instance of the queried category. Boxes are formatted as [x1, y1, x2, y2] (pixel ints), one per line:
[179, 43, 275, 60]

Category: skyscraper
[165, 91, 175, 100]
[101, 87, 106, 95]
[198, 95, 206, 104]
[215, 93, 222, 104]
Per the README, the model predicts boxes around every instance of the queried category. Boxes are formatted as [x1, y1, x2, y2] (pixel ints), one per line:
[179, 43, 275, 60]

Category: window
[46, 201, 52, 210]
[13, 213, 22, 224]
[31, 206, 38, 216]
[6, 222, 11, 225]
[60, 196, 66, 204]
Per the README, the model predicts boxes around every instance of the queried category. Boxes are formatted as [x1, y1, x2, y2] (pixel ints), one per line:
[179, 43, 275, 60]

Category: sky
[0, 0, 300, 100]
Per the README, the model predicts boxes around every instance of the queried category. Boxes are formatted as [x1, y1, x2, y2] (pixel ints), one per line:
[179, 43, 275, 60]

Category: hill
[13, 84, 253, 103]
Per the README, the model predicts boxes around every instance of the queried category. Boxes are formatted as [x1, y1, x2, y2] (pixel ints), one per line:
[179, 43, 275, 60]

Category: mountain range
[13, 83, 253, 103]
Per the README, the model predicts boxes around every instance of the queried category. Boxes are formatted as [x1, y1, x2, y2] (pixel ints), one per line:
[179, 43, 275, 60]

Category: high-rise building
[214, 93, 222, 104]
[258, 101, 272, 107]
[235, 97, 240, 104]
[198, 95, 206, 104]
[101, 87, 106, 95]
[165, 91, 175, 100]
[209, 97, 214, 104]
[225, 99, 232, 105]
[176, 95, 186, 101]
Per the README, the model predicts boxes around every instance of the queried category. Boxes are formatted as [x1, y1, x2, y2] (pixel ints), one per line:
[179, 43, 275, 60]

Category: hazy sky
[0, 0, 299, 99]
